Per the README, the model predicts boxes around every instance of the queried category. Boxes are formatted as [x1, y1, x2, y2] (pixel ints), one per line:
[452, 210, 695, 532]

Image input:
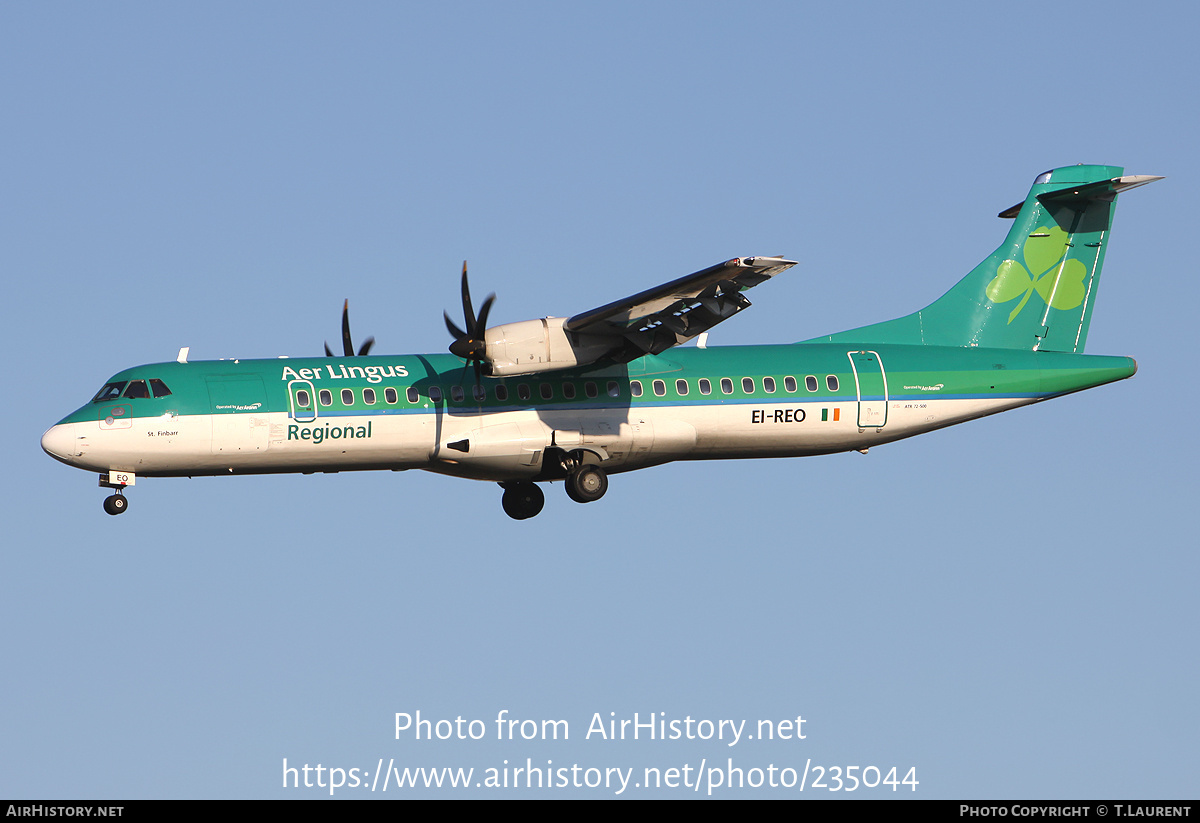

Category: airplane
[41, 164, 1160, 520]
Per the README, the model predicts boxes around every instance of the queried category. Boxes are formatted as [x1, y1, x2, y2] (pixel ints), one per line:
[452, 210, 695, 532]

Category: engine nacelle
[483, 317, 618, 376]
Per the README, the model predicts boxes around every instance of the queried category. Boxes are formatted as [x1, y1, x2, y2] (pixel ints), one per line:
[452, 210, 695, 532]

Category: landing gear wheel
[103, 494, 128, 516]
[501, 482, 544, 520]
[564, 480, 583, 503]
[566, 465, 607, 503]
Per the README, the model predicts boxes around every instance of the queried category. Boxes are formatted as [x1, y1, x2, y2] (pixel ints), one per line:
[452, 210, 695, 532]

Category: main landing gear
[565, 465, 608, 503]
[501, 482, 544, 520]
[498, 465, 610, 520]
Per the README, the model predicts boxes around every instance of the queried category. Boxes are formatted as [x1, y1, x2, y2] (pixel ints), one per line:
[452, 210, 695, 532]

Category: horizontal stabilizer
[1000, 174, 1163, 217]
[1038, 174, 1164, 204]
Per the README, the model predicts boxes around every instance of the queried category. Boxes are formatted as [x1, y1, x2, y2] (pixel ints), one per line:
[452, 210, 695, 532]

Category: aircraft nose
[41, 422, 78, 462]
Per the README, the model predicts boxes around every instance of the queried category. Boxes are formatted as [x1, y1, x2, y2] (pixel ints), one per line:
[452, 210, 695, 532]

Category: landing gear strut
[565, 465, 608, 503]
[103, 492, 128, 516]
[501, 481, 544, 520]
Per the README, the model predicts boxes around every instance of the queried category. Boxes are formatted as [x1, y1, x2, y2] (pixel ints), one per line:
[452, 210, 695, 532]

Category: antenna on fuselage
[177, 347, 190, 364]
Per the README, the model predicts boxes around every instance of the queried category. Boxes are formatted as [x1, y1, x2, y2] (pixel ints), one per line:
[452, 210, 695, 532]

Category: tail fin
[807, 165, 1162, 352]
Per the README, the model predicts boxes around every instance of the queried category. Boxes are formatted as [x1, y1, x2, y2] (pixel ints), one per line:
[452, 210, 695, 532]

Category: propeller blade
[444, 311, 467, 341]
[324, 299, 376, 357]
[460, 262, 476, 333]
[340, 299, 354, 357]
[475, 293, 496, 334]
[445, 260, 495, 372]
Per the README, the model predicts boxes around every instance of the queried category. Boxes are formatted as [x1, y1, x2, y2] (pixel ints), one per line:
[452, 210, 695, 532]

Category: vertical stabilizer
[806, 165, 1161, 352]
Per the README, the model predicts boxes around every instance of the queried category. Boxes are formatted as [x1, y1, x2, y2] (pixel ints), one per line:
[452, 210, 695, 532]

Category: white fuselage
[42, 394, 1036, 482]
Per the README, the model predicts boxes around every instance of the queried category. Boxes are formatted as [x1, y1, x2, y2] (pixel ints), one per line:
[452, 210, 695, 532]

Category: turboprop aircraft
[41, 165, 1160, 519]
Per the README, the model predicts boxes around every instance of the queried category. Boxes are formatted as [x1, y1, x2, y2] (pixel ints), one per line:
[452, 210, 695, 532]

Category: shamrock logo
[985, 225, 1087, 324]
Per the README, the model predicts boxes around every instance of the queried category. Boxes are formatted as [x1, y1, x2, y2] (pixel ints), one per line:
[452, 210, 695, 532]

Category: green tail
[806, 165, 1161, 352]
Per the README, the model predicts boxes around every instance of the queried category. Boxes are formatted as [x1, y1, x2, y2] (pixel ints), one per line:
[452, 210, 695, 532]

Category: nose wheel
[98, 472, 133, 516]
[103, 493, 128, 516]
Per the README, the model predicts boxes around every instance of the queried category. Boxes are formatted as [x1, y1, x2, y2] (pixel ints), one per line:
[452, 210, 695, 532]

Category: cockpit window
[95, 378, 171, 401]
[122, 380, 150, 399]
[92, 382, 127, 403]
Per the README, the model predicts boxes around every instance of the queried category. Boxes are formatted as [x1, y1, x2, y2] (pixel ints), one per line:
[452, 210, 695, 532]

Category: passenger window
[473, 384, 486, 402]
[320, 390, 333, 407]
[784, 376, 797, 393]
[92, 382, 127, 403]
[607, 381, 619, 397]
[563, 383, 576, 399]
[406, 387, 419, 403]
[763, 377, 776, 393]
[699, 378, 712, 395]
[631, 381, 643, 397]
[495, 385, 509, 402]
[540, 384, 553, 400]
[827, 375, 839, 392]
[122, 380, 149, 399]
[385, 388, 398, 404]
[429, 386, 443, 402]
[451, 385, 464, 402]
[653, 380, 666, 397]
[296, 389, 311, 408]
[720, 378, 733, 394]
[341, 388, 354, 405]
[742, 377, 755, 393]
[806, 375, 818, 392]
[585, 382, 598, 398]
[676, 379, 689, 396]
[363, 388, 376, 405]
[518, 384, 531, 401]
[150, 379, 172, 398]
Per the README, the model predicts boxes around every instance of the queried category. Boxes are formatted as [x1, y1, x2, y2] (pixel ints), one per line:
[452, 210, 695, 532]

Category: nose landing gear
[98, 471, 134, 516]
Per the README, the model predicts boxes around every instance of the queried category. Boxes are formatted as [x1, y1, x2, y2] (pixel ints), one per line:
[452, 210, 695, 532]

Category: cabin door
[847, 351, 888, 430]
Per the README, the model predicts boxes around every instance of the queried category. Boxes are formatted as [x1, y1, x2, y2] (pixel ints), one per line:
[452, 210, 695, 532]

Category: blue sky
[3, 1, 1196, 798]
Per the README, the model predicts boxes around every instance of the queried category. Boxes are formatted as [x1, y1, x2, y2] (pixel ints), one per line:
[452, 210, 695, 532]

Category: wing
[564, 256, 796, 357]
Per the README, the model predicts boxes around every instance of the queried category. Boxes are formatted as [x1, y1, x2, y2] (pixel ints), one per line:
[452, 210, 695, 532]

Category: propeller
[443, 261, 495, 380]
[324, 299, 375, 357]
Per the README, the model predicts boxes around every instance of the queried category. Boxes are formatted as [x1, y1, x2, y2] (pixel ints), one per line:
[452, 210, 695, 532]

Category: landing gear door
[289, 380, 317, 423]
[848, 351, 888, 430]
